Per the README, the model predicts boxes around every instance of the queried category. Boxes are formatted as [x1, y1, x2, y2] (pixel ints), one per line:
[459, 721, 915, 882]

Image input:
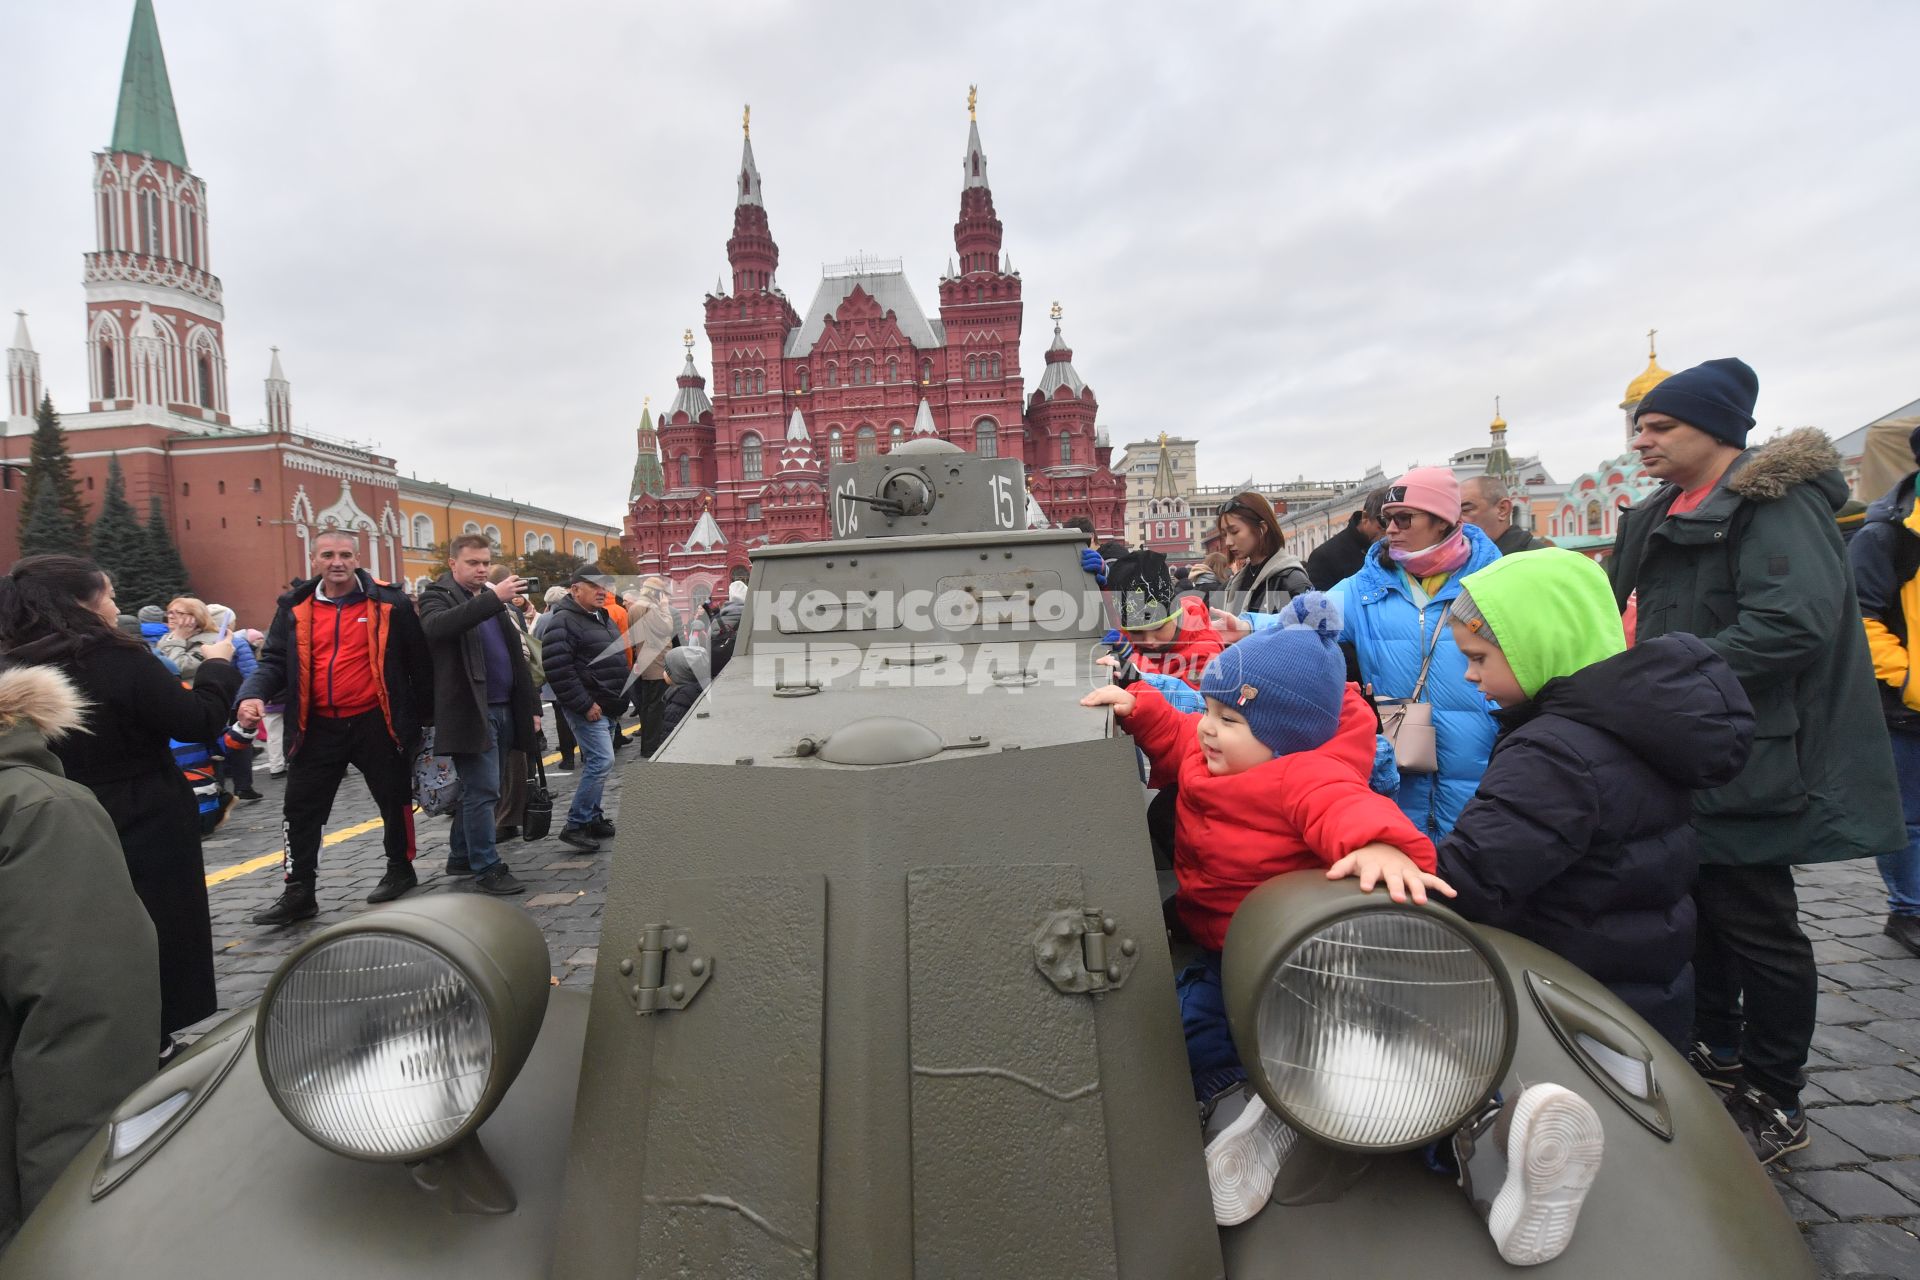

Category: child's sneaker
[1203, 1088, 1297, 1226]
[1487, 1084, 1605, 1266]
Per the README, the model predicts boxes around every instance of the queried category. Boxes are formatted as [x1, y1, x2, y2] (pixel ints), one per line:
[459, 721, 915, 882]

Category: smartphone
[520, 576, 541, 597]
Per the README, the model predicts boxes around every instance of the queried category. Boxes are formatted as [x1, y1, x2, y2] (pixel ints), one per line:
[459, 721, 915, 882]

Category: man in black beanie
[1608, 357, 1904, 1164]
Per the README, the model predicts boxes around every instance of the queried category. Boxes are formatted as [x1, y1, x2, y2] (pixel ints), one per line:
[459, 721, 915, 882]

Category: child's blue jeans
[1177, 950, 1247, 1100]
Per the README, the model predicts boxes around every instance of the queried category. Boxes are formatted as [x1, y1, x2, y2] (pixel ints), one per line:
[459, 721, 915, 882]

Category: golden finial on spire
[1157, 431, 1169, 447]
[1049, 300, 1063, 323]
[743, 104, 751, 138]
[644, 394, 651, 409]
[683, 328, 694, 352]
[1491, 395, 1505, 428]
[1647, 327, 1658, 358]
[968, 85, 978, 121]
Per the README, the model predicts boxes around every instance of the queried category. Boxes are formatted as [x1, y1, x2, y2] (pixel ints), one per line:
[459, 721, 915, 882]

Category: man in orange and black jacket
[235, 531, 433, 925]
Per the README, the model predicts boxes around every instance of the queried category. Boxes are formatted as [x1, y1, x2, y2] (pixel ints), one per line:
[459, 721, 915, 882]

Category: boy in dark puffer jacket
[1330, 550, 1754, 1264]
[1350, 549, 1756, 1050]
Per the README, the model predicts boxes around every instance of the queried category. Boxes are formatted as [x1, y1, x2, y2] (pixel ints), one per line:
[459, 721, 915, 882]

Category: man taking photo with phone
[416, 534, 542, 895]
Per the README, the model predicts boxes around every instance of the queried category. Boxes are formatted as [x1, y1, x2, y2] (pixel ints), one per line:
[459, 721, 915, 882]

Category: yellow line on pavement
[203, 723, 640, 887]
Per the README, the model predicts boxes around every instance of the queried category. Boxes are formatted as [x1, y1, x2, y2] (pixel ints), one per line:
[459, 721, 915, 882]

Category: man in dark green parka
[1608, 357, 1903, 1165]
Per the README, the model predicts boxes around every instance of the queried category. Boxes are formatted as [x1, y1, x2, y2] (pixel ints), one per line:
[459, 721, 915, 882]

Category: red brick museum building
[622, 101, 1125, 599]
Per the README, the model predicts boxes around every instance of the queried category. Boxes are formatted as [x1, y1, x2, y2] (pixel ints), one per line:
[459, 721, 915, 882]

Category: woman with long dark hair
[0, 556, 241, 1045]
[1216, 491, 1312, 614]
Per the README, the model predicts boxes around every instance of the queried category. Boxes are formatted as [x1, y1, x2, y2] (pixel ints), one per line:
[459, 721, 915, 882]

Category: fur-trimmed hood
[1726, 427, 1845, 504]
[0, 664, 88, 741]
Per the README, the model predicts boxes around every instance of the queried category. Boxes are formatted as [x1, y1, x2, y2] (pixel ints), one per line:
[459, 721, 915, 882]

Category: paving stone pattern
[1780, 860, 1920, 1278]
[191, 741, 636, 1032]
[192, 771, 1920, 1276]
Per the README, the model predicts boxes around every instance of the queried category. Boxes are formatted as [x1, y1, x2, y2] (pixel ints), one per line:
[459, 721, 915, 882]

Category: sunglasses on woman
[1383, 512, 1423, 530]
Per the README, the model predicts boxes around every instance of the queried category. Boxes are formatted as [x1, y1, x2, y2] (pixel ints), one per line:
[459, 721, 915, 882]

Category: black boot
[253, 881, 318, 927]
[367, 862, 418, 904]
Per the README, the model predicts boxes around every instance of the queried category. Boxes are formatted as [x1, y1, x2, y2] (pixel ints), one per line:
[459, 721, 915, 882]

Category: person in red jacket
[1104, 549, 1224, 688]
[1084, 593, 1443, 1226]
[1088, 594, 1609, 1260]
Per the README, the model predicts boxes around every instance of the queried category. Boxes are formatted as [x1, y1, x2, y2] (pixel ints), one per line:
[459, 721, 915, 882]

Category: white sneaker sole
[1488, 1084, 1605, 1266]
[1205, 1093, 1298, 1227]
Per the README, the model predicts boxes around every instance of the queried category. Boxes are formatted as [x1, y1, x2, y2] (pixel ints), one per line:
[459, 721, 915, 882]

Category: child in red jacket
[1105, 549, 1225, 688]
[1093, 594, 1608, 1262]
[1083, 595, 1443, 1225]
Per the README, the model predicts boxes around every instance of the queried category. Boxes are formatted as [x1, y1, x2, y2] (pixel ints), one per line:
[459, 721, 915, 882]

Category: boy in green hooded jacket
[1342, 548, 1754, 1044]
[1330, 548, 1757, 1257]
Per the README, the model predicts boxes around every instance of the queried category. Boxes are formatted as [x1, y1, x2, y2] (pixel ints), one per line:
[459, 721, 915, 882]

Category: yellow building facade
[396, 477, 621, 593]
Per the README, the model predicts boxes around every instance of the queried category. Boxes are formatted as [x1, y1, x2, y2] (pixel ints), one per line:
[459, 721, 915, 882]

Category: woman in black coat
[0, 556, 241, 1041]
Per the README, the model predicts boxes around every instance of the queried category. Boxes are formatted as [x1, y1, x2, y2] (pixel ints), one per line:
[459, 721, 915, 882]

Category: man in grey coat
[416, 534, 540, 897]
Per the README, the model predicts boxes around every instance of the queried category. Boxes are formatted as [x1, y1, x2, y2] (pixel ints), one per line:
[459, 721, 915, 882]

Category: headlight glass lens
[1256, 912, 1509, 1149]
[261, 934, 492, 1158]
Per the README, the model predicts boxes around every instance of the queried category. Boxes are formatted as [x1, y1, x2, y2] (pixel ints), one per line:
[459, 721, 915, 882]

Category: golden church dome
[1621, 331, 1672, 408]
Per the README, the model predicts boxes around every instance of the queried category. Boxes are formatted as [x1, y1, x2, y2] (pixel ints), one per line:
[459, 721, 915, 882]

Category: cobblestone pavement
[192, 763, 1919, 1277]
[1778, 858, 1920, 1279]
[189, 734, 637, 1032]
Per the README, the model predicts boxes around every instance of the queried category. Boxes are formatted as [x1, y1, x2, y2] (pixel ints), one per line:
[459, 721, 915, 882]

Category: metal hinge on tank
[620, 924, 713, 1015]
[1032, 907, 1137, 994]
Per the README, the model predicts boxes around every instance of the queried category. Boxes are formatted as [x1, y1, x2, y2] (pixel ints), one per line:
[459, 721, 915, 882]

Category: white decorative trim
[282, 449, 395, 489]
[84, 280, 225, 323]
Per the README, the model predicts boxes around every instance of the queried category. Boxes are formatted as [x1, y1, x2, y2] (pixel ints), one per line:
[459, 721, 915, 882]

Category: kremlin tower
[622, 92, 1124, 602]
[87, 0, 229, 425]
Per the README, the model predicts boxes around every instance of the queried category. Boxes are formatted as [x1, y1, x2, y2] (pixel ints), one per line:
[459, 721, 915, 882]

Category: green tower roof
[110, 0, 188, 168]
[630, 405, 665, 500]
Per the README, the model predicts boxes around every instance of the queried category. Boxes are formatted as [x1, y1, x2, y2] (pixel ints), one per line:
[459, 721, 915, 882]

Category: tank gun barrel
[835, 490, 914, 518]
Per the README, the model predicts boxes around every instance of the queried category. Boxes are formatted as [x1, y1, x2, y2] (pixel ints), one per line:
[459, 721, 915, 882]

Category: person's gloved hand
[1101, 630, 1141, 685]
[1369, 734, 1401, 796]
[1080, 547, 1107, 585]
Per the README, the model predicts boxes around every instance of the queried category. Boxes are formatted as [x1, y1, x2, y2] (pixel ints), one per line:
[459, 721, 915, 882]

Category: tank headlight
[255, 896, 550, 1162]
[1222, 874, 1516, 1153]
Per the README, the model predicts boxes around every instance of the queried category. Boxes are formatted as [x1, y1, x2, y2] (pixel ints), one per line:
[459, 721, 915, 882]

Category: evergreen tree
[142, 496, 190, 602]
[18, 394, 89, 555]
[19, 476, 78, 564]
[90, 455, 150, 603]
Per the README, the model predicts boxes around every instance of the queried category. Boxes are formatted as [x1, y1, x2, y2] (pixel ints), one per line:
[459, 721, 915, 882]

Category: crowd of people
[2, 353, 1916, 1254]
[0, 528, 731, 1244]
[1080, 355, 1914, 1261]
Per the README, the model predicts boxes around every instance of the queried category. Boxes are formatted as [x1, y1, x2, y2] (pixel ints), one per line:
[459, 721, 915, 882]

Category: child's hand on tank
[1081, 685, 1137, 716]
[1326, 843, 1456, 905]
[1208, 608, 1251, 644]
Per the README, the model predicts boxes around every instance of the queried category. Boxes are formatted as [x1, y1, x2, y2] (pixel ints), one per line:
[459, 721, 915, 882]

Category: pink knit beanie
[1384, 467, 1461, 525]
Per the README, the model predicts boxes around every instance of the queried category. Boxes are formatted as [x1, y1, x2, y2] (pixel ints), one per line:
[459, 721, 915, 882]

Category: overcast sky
[6, 1, 1917, 518]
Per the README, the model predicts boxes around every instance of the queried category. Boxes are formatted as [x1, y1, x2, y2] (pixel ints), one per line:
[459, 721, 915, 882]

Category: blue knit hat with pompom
[1197, 592, 1346, 756]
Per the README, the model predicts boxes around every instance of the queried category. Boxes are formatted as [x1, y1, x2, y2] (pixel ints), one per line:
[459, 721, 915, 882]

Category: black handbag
[522, 751, 554, 842]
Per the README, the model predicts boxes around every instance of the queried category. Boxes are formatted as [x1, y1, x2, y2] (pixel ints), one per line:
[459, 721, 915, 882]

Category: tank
[3, 441, 1816, 1278]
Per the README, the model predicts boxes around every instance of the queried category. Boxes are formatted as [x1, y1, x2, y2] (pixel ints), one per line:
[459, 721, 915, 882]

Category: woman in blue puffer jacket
[1230, 467, 1502, 840]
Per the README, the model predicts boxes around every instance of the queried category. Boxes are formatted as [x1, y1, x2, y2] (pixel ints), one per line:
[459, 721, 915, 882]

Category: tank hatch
[828, 446, 1030, 540]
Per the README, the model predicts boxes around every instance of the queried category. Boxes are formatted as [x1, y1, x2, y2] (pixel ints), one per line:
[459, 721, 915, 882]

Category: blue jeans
[1881, 729, 1920, 917]
[1177, 951, 1245, 1100]
[448, 704, 511, 874]
[562, 705, 614, 828]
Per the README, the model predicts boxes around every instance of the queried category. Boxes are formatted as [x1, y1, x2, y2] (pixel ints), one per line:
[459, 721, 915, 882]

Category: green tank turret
[3, 448, 1816, 1278]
